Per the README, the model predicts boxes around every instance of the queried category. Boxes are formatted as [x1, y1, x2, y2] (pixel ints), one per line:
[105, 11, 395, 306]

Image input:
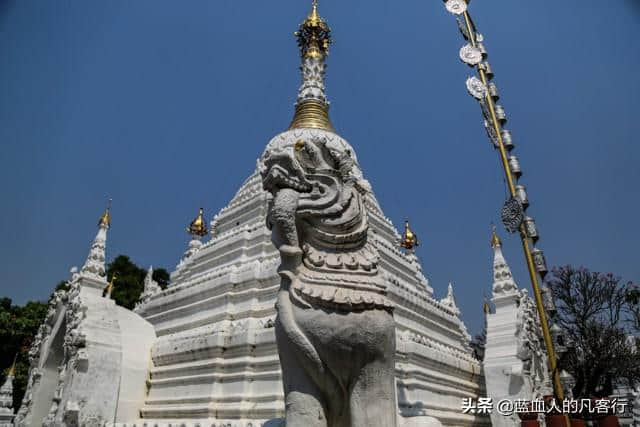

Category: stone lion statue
[260, 131, 397, 427]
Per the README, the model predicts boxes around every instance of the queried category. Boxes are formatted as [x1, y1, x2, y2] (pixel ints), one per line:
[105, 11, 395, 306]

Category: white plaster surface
[115, 306, 156, 423]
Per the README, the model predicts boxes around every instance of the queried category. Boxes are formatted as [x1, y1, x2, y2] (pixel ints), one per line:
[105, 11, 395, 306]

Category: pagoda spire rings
[289, 0, 334, 131]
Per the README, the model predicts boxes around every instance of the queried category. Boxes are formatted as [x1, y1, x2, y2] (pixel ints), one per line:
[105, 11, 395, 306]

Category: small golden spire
[400, 220, 419, 250]
[491, 225, 502, 248]
[308, 0, 320, 26]
[98, 199, 112, 228]
[298, 0, 330, 59]
[103, 273, 117, 298]
[187, 208, 208, 237]
[7, 354, 17, 377]
[483, 298, 491, 314]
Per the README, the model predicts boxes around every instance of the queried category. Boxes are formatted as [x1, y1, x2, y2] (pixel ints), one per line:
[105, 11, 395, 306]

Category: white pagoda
[15, 3, 487, 426]
[483, 228, 551, 427]
[0, 360, 16, 427]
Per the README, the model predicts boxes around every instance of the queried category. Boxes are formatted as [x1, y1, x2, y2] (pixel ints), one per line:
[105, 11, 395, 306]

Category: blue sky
[0, 0, 638, 335]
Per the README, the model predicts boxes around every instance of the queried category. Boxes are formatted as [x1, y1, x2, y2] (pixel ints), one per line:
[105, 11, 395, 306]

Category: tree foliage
[106, 255, 169, 310]
[0, 298, 48, 409]
[470, 320, 487, 362]
[624, 284, 640, 334]
[546, 265, 640, 398]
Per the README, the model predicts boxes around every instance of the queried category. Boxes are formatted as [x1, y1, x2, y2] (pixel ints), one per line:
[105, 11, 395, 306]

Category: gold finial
[310, 0, 319, 22]
[7, 354, 17, 377]
[400, 220, 419, 250]
[98, 198, 112, 228]
[104, 273, 117, 298]
[491, 225, 502, 248]
[289, 101, 334, 131]
[298, 0, 330, 58]
[187, 207, 208, 237]
[483, 298, 491, 314]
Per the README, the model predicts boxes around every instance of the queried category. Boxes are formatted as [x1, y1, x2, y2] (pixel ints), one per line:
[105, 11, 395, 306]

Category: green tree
[0, 298, 48, 409]
[152, 268, 170, 290]
[107, 255, 169, 310]
[53, 280, 70, 294]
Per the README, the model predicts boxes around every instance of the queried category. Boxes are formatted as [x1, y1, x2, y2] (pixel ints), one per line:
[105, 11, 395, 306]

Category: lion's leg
[348, 357, 398, 427]
[348, 310, 398, 427]
[276, 322, 328, 427]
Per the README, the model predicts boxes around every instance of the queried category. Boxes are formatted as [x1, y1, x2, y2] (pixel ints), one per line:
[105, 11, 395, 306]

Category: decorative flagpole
[442, 0, 568, 420]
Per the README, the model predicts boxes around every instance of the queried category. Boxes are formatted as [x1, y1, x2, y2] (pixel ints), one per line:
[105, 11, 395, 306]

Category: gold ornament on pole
[443, 2, 568, 424]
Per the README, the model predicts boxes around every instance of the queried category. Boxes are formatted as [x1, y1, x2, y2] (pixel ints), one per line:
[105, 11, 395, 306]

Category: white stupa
[15, 3, 487, 426]
[483, 227, 551, 427]
[0, 359, 16, 427]
[133, 2, 484, 425]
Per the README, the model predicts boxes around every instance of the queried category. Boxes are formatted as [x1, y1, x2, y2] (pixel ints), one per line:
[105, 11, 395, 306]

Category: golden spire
[306, 0, 321, 28]
[104, 273, 117, 298]
[187, 207, 208, 237]
[7, 354, 17, 377]
[98, 199, 112, 228]
[400, 220, 419, 250]
[289, 0, 334, 131]
[298, 0, 330, 59]
[491, 225, 502, 248]
[483, 297, 491, 314]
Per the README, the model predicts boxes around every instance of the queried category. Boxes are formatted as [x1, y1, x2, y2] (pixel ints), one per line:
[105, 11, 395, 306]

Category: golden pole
[455, 7, 570, 426]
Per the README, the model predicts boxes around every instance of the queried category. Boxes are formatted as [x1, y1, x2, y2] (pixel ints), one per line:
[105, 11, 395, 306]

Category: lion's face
[261, 136, 348, 199]
[261, 146, 313, 194]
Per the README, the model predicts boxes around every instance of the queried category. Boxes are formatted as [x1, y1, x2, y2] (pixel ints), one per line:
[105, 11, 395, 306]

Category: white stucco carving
[440, 283, 473, 353]
[440, 283, 458, 313]
[15, 219, 156, 427]
[80, 222, 108, 280]
[483, 233, 550, 427]
[260, 132, 397, 426]
[296, 56, 329, 105]
[0, 369, 14, 427]
[174, 237, 203, 276]
[135, 266, 161, 311]
[491, 239, 518, 297]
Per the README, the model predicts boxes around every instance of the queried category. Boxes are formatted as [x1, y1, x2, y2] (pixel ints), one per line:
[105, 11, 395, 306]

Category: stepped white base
[108, 415, 442, 427]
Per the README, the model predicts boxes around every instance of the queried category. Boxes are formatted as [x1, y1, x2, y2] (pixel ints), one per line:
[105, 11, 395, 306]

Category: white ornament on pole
[459, 44, 483, 65]
[445, 0, 467, 15]
[466, 76, 487, 100]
